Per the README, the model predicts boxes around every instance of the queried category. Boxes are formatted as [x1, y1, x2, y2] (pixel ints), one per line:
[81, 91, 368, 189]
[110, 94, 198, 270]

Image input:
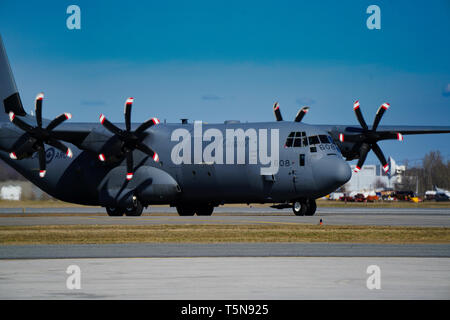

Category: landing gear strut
[292, 198, 317, 216]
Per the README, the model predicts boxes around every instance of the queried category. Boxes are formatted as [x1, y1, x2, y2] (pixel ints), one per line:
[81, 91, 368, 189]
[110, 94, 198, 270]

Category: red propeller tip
[153, 153, 159, 162]
[64, 113, 72, 120]
[99, 114, 105, 124]
[354, 166, 361, 173]
[383, 164, 389, 172]
[9, 112, 15, 122]
[339, 133, 344, 142]
[9, 152, 17, 159]
[353, 101, 360, 110]
[39, 170, 46, 178]
[98, 154, 106, 162]
[381, 103, 390, 110]
[273, 102, 279, 110]
[126, 97, 134, 105]
[397, 133, 403, 141]
[152, 118, 160, 125]
[126, 173, 134, 180]
[66, 148, 73, 158]
[36, 93, 44, 100]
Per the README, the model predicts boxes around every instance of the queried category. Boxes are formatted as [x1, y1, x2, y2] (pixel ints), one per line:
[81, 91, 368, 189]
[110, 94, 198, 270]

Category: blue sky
[0, 0, 449, 165]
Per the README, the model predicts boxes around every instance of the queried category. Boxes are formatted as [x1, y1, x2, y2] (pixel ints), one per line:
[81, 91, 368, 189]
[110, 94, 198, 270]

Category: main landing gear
[176, 205, 215, 216]
[105, 198, 144, 216]
[292, 198, 317, 216]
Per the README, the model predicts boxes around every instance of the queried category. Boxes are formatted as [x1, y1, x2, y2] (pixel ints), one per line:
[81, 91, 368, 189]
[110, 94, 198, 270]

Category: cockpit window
[319, 135, 329, 144]
[308, 136, 320, 145]
[285, 132, 337, 150]
[285, 131, 307, 148]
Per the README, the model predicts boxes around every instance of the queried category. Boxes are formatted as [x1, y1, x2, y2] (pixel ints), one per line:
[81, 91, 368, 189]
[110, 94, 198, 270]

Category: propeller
[339, 100, 402, 173]
[8, 93, 73, 178]
[273, 102, 309, 122]
[273, 102, 283, 121]
[294, 106, 309, 123]
[98, 97, 160, 181]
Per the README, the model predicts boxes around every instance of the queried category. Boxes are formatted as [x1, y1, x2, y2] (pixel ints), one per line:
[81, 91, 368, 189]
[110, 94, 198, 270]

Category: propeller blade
[353, 100, 368, 131]
[372, 102, 390, 131]
[273, 102, 283, 121]
[47, 138, 73, 158]
[354, 143, 370, 172]
[37, 144, 46, 178]
[99, 114, 123, 136]
[9, 138, 36, 160]
[294, 106, 309, 122]
[136, 142, 159, 162]
[371, 142, 389, 173]
[124, 97, 133, 132]
[46, 113, 72, 131]
[126, 152, 134, 180]
[338, 133, 365, 143]
[9, 112, 35, 133]
[35, 93, 44, 128]
[135, 117, 160, 134]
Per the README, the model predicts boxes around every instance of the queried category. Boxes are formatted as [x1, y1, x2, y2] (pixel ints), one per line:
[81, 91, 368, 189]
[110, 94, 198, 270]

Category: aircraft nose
[312, 156, 352, 194]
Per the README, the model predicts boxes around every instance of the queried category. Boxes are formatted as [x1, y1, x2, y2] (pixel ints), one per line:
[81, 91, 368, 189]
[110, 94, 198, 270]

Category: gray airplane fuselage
[0, 119, 351, 207]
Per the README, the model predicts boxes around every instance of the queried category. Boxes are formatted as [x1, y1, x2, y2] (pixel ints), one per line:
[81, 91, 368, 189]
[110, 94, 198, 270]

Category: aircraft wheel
[292, 200, 307, 216]
[106, 207, 123, 216]
[176, 205, 195, 216]
[305, 198, 317, 216]
[196, 206, 214, 216]
[124, 200, 143, 216]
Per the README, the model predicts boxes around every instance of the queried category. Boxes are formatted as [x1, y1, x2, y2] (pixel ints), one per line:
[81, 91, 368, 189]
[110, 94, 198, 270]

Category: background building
[345, 157, 407, 192]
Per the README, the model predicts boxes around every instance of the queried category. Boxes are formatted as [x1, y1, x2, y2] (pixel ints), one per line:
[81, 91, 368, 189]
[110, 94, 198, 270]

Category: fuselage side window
[299, 154, 305, 166]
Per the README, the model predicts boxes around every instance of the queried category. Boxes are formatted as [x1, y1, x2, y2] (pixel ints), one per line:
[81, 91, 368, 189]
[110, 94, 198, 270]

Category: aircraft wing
[318, 125, 450, 137]
[316, 124, 450, 164]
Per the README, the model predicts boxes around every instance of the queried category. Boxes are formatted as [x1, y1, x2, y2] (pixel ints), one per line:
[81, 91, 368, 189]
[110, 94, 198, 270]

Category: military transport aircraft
[0, 36, 449, 216]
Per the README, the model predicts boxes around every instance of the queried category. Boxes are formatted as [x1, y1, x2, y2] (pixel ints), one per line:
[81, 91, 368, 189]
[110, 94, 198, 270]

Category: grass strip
[0, 224, 449, 245]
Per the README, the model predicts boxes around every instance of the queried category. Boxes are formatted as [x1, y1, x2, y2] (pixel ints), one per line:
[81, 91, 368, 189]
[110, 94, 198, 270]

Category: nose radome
[312, 156, 352, 194]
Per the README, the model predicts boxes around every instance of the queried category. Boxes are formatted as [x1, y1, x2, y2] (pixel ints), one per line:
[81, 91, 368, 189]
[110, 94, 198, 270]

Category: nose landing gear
[292, 198, 317, 216]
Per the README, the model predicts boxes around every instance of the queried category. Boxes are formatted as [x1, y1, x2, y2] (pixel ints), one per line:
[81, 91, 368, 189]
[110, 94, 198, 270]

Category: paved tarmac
[1, 243, 449, 259]
[0, 257, 448, 299]
[0, 206, 449, 227]
[0, 206, 449, 299]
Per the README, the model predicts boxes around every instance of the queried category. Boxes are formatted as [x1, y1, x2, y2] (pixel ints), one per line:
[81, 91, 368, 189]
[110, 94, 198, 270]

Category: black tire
[106, 207, 123, 216]
[176, 205, 195, 216]
[196, 206, 214, 216]
[305, 199, 317, 216]
[292, 201, 307, 216]
[124, 200, 143, 216]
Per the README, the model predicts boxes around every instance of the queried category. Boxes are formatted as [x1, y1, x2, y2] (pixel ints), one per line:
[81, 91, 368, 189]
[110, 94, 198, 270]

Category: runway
[0, 257, 449, 299]
[0, 205, 449, 299]
[0, 206, 449, 227]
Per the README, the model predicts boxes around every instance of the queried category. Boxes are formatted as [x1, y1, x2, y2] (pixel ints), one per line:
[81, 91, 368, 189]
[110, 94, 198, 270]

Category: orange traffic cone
[319, 219, 323, 226]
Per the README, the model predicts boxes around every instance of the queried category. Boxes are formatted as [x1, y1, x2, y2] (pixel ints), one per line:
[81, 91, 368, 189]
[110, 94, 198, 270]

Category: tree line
[399, 151, 450, 194]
